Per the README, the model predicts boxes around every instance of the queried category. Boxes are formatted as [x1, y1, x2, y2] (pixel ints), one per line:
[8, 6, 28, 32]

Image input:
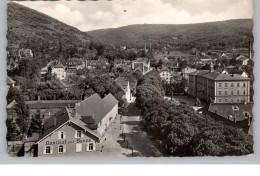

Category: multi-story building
[62, 58, 87, 70]
[51, 63, 66, 80]
[188, 68, 250, 103]
[159, 70, 172, 84]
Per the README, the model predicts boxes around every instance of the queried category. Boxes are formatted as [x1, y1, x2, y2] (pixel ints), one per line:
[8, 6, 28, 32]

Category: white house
[51, 63, 66, 80]
[159, 70, 172, 84]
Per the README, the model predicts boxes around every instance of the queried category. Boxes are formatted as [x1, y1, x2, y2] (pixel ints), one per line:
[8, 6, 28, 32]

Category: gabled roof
[6, 76, 15, 85]
[114, 77, 129, 92]
[53, 62, 65, 68]
[7, 100, 17, 109]
[236, 55, 249, 61]
[37, 107, 100, 144]
[75, 93, 118, 129]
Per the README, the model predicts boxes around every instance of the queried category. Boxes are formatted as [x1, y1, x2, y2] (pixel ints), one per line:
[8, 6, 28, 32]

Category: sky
[15, 0, 253, 31]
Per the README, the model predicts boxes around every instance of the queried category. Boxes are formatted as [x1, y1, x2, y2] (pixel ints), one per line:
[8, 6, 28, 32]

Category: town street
[99, 103, 162, 157]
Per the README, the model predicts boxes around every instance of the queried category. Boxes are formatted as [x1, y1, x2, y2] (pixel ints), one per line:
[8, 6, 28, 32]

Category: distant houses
[221, 66, 249, 78]
[6, 76, 16, 91]
[131, 58, 151, 75]
[62, 58, 87, 71]
[236, 55, 250, 66]
[6, 100, 18, 122]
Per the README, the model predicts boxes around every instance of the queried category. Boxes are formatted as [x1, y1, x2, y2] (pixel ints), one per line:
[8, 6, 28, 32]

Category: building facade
[159, 70, 172, 84]
[36, 108, 101, 157]
[51, 63, 66, 80]
[188, 70, 250, 103]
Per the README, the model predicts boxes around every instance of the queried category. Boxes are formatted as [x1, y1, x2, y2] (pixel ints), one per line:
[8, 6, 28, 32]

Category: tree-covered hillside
[87, 19, 253, 50]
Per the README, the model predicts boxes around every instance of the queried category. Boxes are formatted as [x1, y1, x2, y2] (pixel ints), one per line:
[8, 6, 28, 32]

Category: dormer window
[232, 106, 239, 111]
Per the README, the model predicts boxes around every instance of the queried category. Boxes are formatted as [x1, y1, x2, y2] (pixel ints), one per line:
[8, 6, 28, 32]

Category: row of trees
[136, 71, 253, 156]
[6, 87, 29, 141]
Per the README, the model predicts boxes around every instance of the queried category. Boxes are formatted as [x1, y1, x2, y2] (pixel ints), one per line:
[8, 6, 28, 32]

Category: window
[243, 82, 246, 87]
[86, 143, 94, 151]
[219, 91, 222, 96]
[43, 146, 53, 154]
[231, 83, 234, 87]
[219, 83, 222, 87]
[219, 99, 222, 103]
[231, 91, 234, 95]
[59, 131, 66, 139]
[243, 90, 246, 95]
[231, 99, 233, 103]
[76, 143, 82, 152]
[237, 90, 240, 95]
[237, 98, 240, 103]
[75, 130, 83, 138]
[225, 99, 228, 103]
[225, 83, 228, 87]
[225, 91, 228, 95]
[237, 83, 240, 87]
[58, 145, 65, 153]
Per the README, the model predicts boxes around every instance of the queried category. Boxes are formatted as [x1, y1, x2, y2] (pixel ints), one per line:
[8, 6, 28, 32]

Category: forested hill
[7, 2, 103, 62]
[87, 19, 253, 49]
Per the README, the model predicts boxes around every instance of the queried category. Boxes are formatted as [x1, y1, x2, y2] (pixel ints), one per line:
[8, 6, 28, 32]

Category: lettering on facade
[46, 139, 92, 145]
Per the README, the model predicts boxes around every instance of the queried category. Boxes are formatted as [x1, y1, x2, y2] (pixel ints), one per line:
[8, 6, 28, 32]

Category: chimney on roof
[210, 62, 214, 73]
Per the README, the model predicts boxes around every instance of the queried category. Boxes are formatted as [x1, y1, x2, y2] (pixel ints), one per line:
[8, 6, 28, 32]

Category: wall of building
[52, 68, 66, 80]
[160, 71, 172, 84]
[97, 104, 118, 136]
[38, 123, 100, 157]
[215, 80, 250, 103]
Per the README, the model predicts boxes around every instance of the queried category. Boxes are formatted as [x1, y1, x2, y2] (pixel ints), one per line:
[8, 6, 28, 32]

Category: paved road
[122, 115, 162, 157]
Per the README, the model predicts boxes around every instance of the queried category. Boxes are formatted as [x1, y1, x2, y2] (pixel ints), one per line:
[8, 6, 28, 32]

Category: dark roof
[114, 77, 129, 92]
[25, 100, 81, 109]
[37, 107, 100, 143]
[6, 76, 15, 85]
[208, 103, 253, 122]
[201, 72, 250, 81]
[75, 93, 118, 129]
[189, 70, 209, 76]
